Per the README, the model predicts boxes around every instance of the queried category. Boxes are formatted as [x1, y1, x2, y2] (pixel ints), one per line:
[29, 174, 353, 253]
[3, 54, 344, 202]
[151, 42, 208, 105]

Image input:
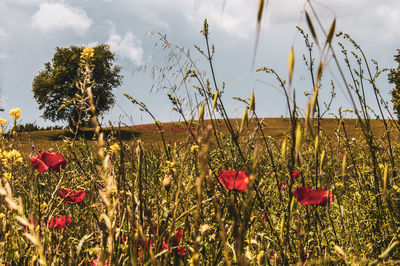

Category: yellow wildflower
[40, 202, 48, 210]
[81, 47, 94, 60]
[0, 118, 6, 125]
[8, 149, 23, 162]
[190, 145, 199, 153]
[110, 143, 120, 153]
[166, 160, 176, 168]
[1, 149, 23, 165]
[3, 172, 11, 180]
[0, 213, 4, 219]
[9, 108, 21, 119]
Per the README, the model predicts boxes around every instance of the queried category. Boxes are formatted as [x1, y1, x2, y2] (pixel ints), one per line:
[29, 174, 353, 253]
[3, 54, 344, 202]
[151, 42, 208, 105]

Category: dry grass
[12, 118, 397, 155]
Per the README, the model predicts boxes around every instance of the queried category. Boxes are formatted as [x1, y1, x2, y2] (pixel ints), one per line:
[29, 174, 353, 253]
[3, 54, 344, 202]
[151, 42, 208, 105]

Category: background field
[13, 118, 396, 155]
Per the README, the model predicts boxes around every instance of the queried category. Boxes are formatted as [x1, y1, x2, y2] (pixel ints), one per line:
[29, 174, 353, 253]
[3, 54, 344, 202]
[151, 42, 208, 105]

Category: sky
[0, 0, 399, 127]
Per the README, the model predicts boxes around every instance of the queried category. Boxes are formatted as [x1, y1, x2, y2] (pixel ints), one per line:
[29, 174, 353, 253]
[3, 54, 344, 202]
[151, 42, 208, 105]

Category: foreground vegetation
[1, 2, 400, 265]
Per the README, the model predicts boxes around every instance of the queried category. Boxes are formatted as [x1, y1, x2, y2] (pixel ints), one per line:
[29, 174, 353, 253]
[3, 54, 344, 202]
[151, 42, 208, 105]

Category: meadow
[1, 8, 400, 266]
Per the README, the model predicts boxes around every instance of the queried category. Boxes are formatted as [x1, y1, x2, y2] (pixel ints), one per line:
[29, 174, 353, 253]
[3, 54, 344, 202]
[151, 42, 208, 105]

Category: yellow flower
[9, 108, 21, 119]
[166, 160, 176, 168]
[81, 47, 94, 60]
[3, 172, 11, 180]
[1, 149, 23, 165]
[40, 202, 48, 210]
[190, 145, 199, 153]
[0, 118, 7, 125]
[0, 213, 4, 219]
[110, 143, 120, 153]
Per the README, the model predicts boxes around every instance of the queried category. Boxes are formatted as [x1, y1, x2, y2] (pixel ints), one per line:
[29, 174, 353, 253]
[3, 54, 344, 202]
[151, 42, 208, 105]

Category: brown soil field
[10, 118, 399, 155]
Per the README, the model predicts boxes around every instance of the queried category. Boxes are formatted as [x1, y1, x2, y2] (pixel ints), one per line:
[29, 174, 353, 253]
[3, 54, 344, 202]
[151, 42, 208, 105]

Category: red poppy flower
[60, 188, 86, 204]
[163, 228, 185, 257]
[30, 157, 48, 173]
[218, 170, 250, 192]
[47, 215, 71, 229]
[291, 170, 300, 179]
[30, 152, 67, 173]
[293, 186, 333, 206]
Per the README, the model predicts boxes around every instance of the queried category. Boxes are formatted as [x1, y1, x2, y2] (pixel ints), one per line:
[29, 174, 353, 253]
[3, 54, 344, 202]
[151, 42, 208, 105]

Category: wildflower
[0, 118, 7, 125]
[190, 145, 199, 153]
[0, 149, 23, 167]
[40, 202, 48, 210]
[0, 213, 4, 219]
[60, 188, 86, 204]
[81, 47, 94, 60]
[293, 186, 333, 206]
[109, 143, 120, 153]
[218, 170, 250, 192]
[3, 173, 11, 180]
[9, 108, 21, 119]
[163, 174, 171, 189]
[199, 224, 211, 234]
[30, 152, 67, 173]
[291, 170, 300, 179]
[47, 215, 71, 229]
[163, 228, 185, 257]
[166, 160, 176, 168]
[5, 149, 23, 163]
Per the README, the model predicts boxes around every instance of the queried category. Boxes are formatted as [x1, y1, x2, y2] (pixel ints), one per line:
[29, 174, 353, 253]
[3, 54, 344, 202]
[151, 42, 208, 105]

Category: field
[14, 118, 394, 154]
[1, 114, 400, 265]
[1, 4, 400, 265]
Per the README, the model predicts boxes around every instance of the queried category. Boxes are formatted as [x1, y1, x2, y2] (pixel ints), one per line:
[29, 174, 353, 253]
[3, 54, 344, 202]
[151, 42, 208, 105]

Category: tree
[32, 44, 123, 127]
[389, 49, 400, 120]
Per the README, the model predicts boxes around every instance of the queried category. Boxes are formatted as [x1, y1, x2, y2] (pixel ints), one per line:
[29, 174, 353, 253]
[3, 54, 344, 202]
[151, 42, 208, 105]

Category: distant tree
[389, 49, 400, 120]
[32, 44, 123, 128]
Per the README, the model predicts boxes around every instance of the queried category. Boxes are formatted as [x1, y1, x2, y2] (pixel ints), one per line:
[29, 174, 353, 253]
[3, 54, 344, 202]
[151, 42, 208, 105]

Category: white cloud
[0, 28, 8, 42]
[32, 3, 92, 34]
[106, 32, 144, 65]
[5, 0, 54, 6]
[375, 5, 400, 41]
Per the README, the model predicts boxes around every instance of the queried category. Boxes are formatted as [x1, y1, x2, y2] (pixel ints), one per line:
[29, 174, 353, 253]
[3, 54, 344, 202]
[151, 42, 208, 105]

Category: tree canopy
[389, 49, 400, 120]
[32, 44, 123, 126]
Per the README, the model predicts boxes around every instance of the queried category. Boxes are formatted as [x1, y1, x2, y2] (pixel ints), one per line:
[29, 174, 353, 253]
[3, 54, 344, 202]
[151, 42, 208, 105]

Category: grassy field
[2, 115, 400, 264]
[2, 6, 400, 264]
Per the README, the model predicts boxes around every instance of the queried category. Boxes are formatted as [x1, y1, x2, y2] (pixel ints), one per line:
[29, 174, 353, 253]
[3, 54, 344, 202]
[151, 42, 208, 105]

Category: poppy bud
[163, 174, 171, 190]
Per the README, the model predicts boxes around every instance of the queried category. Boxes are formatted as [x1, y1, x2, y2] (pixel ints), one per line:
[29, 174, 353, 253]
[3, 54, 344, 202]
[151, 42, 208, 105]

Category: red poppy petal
[39, 152, 67, 172]
[175, 228, 184, 244]
[30, 157, 49, 173]
[61, 189, 86, 204]
[48, 215, 71, 229]
[49, 160, 67, 172]
[291, 170, 300, 179]
[294, 186, 333, 206]
[218, 170, 249, 192]
[59, 188, 71, 198]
